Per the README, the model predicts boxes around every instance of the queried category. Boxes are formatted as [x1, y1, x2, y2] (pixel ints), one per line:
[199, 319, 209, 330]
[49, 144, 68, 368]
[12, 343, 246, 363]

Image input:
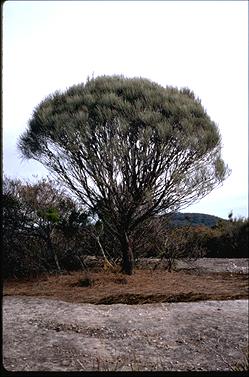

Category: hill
[167, 212, 225, 228]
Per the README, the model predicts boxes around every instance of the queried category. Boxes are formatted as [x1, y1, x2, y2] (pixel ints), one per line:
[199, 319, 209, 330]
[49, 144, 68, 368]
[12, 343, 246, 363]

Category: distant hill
[166, 212, 226, 228]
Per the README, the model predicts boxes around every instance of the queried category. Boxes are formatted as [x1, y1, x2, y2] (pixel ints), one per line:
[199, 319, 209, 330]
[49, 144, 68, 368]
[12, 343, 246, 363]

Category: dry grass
[3, 268, 248, 305]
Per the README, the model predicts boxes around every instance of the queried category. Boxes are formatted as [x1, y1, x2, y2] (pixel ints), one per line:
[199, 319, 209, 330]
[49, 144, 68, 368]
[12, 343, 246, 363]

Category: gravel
[137, 258, 249, 273]
[3, 296, 248, 371]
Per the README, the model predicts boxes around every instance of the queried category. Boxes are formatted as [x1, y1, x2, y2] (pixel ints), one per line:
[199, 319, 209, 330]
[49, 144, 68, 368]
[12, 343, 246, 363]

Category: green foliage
[2, 176, 95, 278]
[37, 207, 60, 223]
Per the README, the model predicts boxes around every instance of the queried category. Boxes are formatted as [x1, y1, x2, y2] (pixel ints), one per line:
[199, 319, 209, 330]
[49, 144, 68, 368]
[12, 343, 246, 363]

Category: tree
[131, 217, 207, 272]
[211, 213, 249, 258]
[2, 176, 91, 276]
[18, 75, 230, 274]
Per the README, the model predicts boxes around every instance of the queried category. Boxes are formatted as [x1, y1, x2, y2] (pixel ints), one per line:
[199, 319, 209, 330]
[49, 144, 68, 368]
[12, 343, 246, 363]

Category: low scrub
[3, 176, 248, 279]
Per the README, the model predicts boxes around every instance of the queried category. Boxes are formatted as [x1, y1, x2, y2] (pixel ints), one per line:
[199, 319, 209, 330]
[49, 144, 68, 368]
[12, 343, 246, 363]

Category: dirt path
[3, 297, 248, 371]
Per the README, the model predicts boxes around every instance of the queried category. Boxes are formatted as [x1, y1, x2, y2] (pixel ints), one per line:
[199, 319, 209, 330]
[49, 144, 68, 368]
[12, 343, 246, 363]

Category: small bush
[77, 277, 94, 287]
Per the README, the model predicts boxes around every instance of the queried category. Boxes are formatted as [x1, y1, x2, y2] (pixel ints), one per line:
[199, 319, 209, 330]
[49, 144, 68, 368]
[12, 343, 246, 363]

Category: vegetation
[18, 75, 230, 274]
[4, 268, 248, 304]
[2, 176, 248, 279]
[2, 176, 96, 278]
[197, 214, 248, 258]
[231, 348, 249, 371]
[72, 347, 249, 371]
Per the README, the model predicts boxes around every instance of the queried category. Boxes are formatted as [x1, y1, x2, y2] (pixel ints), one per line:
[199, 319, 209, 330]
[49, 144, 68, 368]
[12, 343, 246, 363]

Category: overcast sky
[3, 0, 248, 219]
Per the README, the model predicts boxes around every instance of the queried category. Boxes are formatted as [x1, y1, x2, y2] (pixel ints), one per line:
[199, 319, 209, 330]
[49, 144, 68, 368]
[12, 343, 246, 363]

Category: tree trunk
[120, 232, 134, 275]
[47, 237, 61, 273]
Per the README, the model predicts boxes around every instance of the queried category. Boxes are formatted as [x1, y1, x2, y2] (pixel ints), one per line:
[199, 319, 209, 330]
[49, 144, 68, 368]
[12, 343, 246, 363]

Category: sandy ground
[3, 259, 248, 372]
[3, 297, 248, 371]
[137, 257, 249, 273]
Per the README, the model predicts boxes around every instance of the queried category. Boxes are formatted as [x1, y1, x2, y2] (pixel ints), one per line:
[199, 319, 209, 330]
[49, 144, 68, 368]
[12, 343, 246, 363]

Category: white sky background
[3, 0, 248, 219]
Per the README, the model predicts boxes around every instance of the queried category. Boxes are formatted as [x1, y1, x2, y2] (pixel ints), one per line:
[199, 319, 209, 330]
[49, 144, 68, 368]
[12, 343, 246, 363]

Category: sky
[2, 0, 248, 219]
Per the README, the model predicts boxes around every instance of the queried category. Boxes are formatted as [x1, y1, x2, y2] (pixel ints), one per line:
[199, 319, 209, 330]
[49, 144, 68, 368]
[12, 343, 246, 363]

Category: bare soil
[3, 297, 248, 372]
[2, 258, 249, 372]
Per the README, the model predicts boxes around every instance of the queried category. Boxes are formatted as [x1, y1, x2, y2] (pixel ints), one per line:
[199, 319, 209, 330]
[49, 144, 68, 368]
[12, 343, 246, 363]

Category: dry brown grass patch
[3, 269, 248, 305]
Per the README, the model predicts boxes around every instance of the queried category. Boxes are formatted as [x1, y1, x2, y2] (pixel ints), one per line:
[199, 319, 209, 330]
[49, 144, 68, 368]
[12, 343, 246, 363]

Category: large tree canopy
[18, 75, 230, 273]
